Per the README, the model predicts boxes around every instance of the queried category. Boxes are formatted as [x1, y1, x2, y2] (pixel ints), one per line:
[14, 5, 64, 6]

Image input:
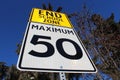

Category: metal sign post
[59, 72, 66, 80]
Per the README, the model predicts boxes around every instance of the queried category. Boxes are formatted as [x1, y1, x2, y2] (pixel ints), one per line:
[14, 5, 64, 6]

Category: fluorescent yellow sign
[29, 8, 73, 28]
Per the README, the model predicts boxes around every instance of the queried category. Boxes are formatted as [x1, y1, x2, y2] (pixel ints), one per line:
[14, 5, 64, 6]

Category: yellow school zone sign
[29, 8, 73, 28]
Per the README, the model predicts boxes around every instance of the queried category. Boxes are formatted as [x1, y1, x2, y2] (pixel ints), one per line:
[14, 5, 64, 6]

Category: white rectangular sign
[17, 22, 97, 73]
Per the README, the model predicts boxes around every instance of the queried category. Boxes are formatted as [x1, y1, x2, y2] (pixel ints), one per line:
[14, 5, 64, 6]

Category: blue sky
[0, 0, 120, 66]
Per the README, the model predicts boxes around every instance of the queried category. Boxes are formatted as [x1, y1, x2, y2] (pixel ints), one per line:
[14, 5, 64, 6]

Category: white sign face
[17, 22, 97, 73]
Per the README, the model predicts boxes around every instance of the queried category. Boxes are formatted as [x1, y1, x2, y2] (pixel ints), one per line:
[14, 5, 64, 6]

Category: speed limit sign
[17, 22, 97, 73]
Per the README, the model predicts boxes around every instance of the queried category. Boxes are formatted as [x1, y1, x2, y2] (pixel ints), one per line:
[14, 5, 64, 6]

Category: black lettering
[32, 25, 38, 30]
[29, 35, 83, 60]
[56, 38, 83, 59]
[55, 13, 62, 18]
[39, 15, 45, 18]
[43, 19, 46, 22]
[39, 10, 44, 15]
[47, 16, 52, 19]
[55, 28, 61, 33]
[59, 19, 63, 22]
[39, 10, 42, 14]
[62, 29, 67, 34]
[47, 19, 52, 23]
[29, 35, 55, 57]
[67, 30, 74, 35]
[52, 27, 55, 32]
[53, 20, 60, 24]
[31, 24, 74, 35]
[46, 11, 53, 17]
[39, 26, 45, 31]
[46, 27, 51, 31]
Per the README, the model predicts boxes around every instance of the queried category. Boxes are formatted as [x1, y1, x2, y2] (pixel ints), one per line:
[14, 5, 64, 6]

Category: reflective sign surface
[29, 8, 73, 28]
[17, 22, 97, 73]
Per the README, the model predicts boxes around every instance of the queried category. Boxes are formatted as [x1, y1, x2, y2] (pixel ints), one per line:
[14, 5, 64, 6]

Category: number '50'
[29, 35, 83, 60]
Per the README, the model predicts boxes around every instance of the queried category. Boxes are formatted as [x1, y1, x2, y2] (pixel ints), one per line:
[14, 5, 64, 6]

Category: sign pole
[59, 72, 66, 80]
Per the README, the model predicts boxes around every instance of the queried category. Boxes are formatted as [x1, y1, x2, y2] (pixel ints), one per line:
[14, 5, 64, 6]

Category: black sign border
[17, 22, 97, 73]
